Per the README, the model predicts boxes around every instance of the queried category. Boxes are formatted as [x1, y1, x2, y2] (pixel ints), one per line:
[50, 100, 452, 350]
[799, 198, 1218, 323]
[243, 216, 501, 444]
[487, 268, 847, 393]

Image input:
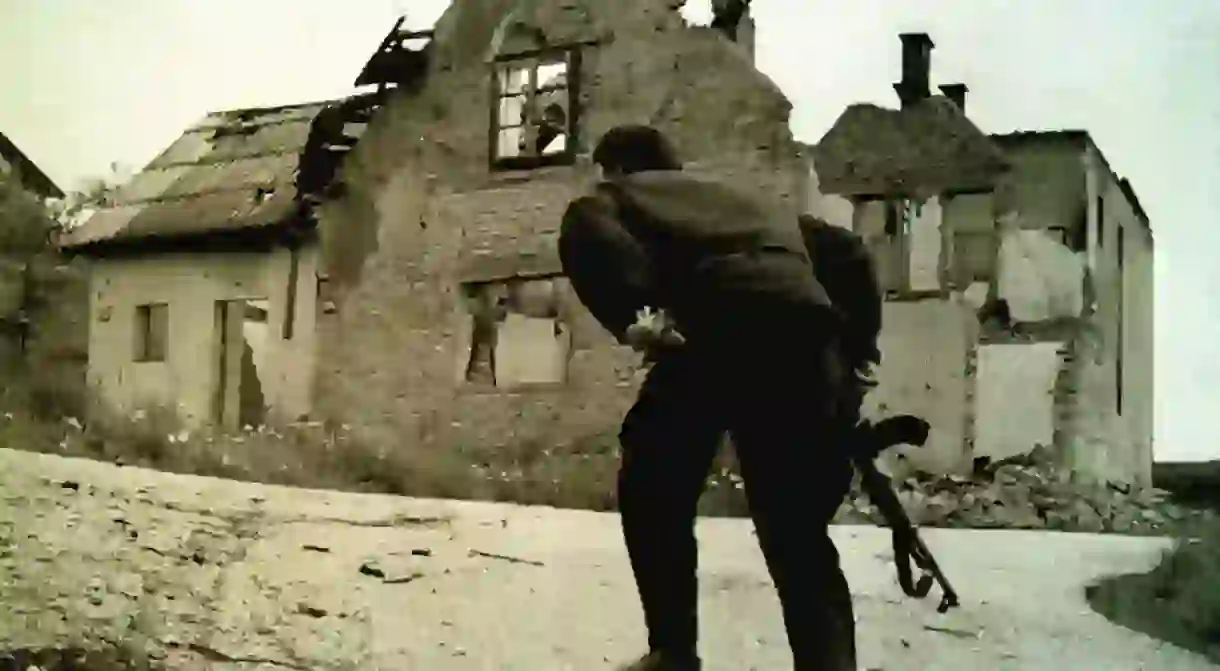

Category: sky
[1, 0, 1217, 462]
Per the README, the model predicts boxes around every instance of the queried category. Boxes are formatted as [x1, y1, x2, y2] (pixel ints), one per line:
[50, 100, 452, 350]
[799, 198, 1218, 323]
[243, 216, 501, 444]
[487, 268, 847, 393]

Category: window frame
[133, 302, 169, 363]
[488, 46, 582, 172]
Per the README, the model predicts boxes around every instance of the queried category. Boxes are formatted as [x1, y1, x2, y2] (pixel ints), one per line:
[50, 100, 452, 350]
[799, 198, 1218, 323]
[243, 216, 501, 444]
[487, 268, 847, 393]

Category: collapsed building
[59, 4, 1153, 488]
[810, 34, 1154, 486]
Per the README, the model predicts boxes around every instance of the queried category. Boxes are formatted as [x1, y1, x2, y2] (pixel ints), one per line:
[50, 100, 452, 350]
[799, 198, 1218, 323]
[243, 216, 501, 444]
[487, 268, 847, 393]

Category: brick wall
[313, 0, 806, 459]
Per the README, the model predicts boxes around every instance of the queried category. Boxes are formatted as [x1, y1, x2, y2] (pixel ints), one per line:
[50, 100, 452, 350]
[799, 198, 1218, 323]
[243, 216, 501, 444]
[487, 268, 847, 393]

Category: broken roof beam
[353, 17, 433, 89]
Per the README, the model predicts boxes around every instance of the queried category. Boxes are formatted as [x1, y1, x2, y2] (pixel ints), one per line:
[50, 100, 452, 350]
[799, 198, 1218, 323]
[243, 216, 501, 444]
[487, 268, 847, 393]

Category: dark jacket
[559, 171, 836, 345]
[798, 214, 883, 374]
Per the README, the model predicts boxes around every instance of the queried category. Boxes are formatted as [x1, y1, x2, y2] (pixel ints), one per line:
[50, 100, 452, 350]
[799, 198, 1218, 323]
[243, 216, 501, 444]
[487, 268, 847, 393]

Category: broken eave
[59, 217, 315, 260]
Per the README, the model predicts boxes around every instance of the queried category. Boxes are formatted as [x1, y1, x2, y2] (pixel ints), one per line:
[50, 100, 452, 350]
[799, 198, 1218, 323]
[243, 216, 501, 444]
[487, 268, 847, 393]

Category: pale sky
[1, 1, 1217, 462]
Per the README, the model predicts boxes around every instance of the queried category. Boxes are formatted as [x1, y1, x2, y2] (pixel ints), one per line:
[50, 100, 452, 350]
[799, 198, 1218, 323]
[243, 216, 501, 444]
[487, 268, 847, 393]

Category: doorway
[213, 299, 269, 430]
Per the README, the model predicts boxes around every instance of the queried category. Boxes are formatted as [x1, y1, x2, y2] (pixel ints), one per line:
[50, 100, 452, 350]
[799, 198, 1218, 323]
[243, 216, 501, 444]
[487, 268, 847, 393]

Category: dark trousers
[617, 335, 857, 670]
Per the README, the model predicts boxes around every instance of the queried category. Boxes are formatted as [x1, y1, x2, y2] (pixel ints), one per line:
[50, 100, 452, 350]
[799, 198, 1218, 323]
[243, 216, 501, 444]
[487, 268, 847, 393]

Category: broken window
[133, 303, 168, 362]
[462, 276, 569, 388]
[491, 51, 579, 170]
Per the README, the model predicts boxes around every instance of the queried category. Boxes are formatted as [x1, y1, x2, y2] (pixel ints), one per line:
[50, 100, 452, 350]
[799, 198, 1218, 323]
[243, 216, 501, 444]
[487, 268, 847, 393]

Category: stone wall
[314, 0, 806, 459]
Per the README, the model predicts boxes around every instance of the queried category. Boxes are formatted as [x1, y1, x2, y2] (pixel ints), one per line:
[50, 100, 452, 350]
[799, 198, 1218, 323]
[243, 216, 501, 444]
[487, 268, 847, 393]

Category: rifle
[851, 414, 961, 613]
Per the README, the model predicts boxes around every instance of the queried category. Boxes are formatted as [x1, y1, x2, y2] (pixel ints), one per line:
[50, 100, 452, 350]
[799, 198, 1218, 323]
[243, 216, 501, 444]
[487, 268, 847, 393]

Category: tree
[0, 168, 58, 255]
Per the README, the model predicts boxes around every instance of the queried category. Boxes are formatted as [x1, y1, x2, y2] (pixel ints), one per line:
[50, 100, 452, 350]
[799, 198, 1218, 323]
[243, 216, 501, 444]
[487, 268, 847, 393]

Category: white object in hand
[625, 306, 686, 352]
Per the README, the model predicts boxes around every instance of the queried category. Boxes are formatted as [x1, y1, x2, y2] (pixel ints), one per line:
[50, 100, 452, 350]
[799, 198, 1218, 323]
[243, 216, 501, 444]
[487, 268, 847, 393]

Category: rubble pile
[835, 445, 1215, 535]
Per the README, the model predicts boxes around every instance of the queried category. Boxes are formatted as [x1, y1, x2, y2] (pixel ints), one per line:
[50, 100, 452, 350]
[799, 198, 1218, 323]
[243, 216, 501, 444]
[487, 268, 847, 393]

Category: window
[134, 303, 168, 362]
[1096, 195, 1105, 249]
[461, 276, 569, 388]
[490, 50, 579, 170]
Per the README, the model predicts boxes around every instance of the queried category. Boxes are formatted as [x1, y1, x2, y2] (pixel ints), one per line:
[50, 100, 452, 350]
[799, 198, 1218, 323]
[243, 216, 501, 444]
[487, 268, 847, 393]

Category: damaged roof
[0, 130, 64, 199]
[812, 95, 1010, 197]
[59, 99, 369, 252]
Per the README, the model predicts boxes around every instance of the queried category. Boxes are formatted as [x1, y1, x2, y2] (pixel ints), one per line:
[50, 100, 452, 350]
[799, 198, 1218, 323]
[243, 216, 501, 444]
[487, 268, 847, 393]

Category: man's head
[592, 125, 682, 178]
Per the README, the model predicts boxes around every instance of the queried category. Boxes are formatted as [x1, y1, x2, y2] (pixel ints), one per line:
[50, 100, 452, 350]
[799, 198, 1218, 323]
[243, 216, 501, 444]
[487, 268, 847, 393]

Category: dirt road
[0, 447, 1215, 670]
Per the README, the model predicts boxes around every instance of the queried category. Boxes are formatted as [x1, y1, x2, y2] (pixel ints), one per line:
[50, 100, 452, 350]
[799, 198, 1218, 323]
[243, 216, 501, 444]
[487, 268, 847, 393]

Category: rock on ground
[0, 447, 1217, 670]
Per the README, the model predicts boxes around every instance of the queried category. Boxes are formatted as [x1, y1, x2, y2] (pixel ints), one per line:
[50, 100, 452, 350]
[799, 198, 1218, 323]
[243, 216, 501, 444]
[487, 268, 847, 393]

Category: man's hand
[625, 307, 686, 364]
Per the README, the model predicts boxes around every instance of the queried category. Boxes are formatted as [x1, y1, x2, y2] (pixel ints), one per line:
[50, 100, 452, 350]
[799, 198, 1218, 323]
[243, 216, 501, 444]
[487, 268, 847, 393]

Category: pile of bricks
[835, 445, 1214, 535]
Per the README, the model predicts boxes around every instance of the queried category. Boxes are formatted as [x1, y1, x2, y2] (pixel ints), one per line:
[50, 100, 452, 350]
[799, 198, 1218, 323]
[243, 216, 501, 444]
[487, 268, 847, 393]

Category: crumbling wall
[315, 0, 806, 460]
[1059, 152, 1154, 488]
[87, 244, 318, 429]
[974, 341, 1065, 462]
[996, 221, 1086, 322]
[863, 299, 979, 475]
[800, 152, 853, 230]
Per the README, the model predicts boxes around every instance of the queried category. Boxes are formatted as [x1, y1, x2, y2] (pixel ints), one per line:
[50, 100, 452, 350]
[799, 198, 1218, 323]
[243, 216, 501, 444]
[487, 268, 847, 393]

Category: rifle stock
[851, 415, 961, 613]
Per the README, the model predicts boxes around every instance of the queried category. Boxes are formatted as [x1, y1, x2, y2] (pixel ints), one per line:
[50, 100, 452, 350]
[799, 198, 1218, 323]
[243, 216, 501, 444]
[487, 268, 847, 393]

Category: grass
[0, 365, 752, 514]
[1086, 517, 1220, 663]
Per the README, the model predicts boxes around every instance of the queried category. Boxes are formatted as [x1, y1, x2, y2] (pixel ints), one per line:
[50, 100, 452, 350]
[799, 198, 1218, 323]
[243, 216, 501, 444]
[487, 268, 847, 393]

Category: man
[559, 125, 872, 671]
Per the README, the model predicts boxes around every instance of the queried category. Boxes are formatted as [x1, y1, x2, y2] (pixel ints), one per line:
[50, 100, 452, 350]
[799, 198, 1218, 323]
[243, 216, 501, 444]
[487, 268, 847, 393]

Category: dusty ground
[1, 447, 1217, 671]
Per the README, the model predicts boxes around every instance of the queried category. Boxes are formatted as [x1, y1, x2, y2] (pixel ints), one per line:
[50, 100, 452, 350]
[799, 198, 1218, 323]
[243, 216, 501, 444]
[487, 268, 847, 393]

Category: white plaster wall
[86, 243, 319, 428]
[863, 299, 978, 474]
[907, 197, 943, 292]
[974, 342, 1064, 462]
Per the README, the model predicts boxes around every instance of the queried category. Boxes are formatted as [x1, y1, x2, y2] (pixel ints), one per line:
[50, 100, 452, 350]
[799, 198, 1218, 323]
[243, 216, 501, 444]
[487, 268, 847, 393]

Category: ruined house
[57, 95, 382, 429]
[809, 33, 1155, 486]
[308, 0, 813, 460]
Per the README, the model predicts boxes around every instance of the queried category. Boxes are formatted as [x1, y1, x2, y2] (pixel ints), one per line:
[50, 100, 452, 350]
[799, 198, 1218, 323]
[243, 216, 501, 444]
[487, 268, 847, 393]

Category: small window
[1096, 195, 1105, 249]
[134, 303, 168, 362]
[461, 276, 569, 388]
[491, 51, 579, 170]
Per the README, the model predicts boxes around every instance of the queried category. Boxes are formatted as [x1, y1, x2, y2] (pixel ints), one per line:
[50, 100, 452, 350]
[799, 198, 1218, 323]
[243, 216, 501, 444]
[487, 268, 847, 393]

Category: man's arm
[799, 215, 882, 371]
[559, 194, 655, 344]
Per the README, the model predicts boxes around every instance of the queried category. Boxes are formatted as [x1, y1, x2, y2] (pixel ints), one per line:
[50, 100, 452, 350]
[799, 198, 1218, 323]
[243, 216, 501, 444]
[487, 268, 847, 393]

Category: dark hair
[592, 125, 682, 174]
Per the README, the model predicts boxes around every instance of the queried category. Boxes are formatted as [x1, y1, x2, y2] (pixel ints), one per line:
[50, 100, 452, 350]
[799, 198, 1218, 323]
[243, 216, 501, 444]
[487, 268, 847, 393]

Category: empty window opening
[492, 52, 576, 169]
[133, 303, 168, 362]
[462, 276, 569, 388]
[1096, 195, 1105, 249]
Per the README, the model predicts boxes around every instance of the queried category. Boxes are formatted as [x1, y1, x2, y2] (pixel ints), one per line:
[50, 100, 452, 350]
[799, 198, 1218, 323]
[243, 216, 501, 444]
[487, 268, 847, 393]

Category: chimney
[892, 32, 934, 108]
[939, 83, 968, 112]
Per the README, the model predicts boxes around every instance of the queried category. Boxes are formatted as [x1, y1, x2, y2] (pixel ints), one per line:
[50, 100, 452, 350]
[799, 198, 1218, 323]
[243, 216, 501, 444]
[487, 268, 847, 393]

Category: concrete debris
[836, 445, 1213, 534]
